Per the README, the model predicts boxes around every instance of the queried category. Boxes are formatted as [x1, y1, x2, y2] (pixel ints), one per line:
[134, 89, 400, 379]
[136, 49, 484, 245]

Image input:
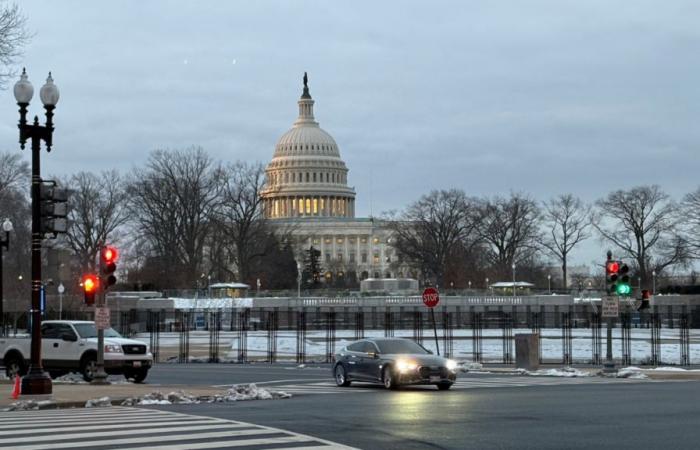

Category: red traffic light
[102, 246, 118, 263]
[641, 289, 651, 300]
[82, 274, 99, 293]
[606, 261, 620, 274]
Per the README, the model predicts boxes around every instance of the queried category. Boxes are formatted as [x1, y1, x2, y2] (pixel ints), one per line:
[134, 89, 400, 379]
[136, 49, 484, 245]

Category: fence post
[296, 308, 306, 364]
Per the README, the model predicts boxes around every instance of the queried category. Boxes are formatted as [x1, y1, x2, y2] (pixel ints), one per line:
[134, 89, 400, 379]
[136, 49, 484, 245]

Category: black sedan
[333, 337, 458, 390]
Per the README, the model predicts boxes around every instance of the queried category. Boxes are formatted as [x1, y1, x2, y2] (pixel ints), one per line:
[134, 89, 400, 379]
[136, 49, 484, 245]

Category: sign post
[422, 287, 441, 356]
[601, 296, 619, 372]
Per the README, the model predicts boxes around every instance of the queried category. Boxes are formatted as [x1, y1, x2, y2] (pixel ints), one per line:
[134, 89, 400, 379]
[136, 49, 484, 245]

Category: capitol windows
[325, 237, 332, 244]
[337, 253, 343, 261]
[361, 253, 367, 263]
[349, 253, 355, 263]
[325, 253, 331, 262]
[305, 173, 309, 183]
[373, 253, 380, 264]
[285, 173, 289, 183]
[332, 173, 335, 183]
[313, 198, 318, 214]
[313, 173, 317, 182]
[312, 237, 319, 245]
[349, 237, 355, 244]
[385, 251, 391, 263]
[360, 237, 368, 244]
[320, 198, 325, 211]
[336, 237, 344, 244]
[325, 173, 329, 183]
[273, 200, 279, 217]
[298, 198, 303, 214]
[373, 237, 380, 244]
[305, 198, 311, 214]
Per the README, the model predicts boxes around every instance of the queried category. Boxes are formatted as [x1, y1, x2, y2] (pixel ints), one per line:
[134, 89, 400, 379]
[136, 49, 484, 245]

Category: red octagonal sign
[422, 287, 440, 308]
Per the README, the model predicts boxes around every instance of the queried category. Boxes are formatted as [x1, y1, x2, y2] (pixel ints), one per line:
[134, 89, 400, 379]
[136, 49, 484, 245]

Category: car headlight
[396, 360, 418, 373]
[446, 359, 458, 372]
[105, 345, 123, 353]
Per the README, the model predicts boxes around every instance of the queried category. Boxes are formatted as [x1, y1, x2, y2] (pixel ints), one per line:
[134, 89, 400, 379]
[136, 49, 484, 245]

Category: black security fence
[1, 306, 697, 367]
[96, 305, 699, 367]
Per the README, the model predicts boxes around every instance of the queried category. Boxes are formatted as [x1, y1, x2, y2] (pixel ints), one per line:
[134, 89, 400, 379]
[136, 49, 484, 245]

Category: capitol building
[261, 75, 415, 285]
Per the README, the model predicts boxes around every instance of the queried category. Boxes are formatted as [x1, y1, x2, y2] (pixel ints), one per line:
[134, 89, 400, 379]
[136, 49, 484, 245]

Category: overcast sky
[1, 1, 698, 268]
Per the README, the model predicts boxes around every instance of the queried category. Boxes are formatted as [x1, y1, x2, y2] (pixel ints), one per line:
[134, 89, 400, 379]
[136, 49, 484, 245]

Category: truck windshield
[73, 324, 122, 339]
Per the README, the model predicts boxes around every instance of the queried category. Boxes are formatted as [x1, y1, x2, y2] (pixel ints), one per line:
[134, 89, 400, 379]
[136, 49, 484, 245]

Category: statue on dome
[303, 72, 308, 88]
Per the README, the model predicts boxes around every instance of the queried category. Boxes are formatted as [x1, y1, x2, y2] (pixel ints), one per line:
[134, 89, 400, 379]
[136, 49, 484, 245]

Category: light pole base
[21, 368, 52, 395]
[90, 369, 110, 385]
[602, 360, 617, 374]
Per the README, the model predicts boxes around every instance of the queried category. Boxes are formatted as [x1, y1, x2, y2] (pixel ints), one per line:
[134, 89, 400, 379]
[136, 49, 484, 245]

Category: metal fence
[2, 305, 698, 367]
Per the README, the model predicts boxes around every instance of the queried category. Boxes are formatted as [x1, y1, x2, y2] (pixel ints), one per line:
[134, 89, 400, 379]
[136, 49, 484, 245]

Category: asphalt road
[146, 363, 331, 386]
[143, 365, 700, 449]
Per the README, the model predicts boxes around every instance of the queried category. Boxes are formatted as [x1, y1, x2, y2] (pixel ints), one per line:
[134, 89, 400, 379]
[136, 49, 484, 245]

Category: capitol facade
[261, 75, 415, 285]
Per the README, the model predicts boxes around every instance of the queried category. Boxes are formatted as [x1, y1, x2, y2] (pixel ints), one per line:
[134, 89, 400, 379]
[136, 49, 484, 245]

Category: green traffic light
[616, 283, 632, 295]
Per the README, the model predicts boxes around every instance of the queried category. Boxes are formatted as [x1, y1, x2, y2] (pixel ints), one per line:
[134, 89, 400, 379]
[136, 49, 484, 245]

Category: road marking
[211, 378, 327, 387]
[0, 406, 356, 450]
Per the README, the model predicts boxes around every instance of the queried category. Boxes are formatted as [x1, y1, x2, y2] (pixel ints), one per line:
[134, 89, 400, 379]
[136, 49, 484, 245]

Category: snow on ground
[133, 328, 700, 365]
[615, 367, 649, 379]
[523, 367, 593, 377]
[53, 373, 133, 384]
[118, 384, 291, 407]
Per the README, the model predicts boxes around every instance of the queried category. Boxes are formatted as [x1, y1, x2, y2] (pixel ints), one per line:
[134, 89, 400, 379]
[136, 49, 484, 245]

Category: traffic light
[616, 263, 631, 296]
[82, 273, 99, 305]
[638, 289, 651, 311]
[101, 245, 118, 288]
[40, 180, 68, 236]
[605, 258, 620, 294]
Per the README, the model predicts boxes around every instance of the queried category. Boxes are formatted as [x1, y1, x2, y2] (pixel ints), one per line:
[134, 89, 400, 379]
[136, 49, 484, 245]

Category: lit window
[312, 238, 319, 245]
[313, 198, 318, 214]
[373, 253, 380, 264]
[305, 198, 311, 214]
[337, 253, 343, 261]
[325, 237, 332, 244]
[336, 238, 344, 244]
[361, 237, 368, 244]
[298, 198, 303, 214]
[373, 237, 379, 244]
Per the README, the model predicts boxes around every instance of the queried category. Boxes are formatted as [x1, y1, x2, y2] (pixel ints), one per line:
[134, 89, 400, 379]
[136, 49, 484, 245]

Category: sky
[0, 1, 698, 268]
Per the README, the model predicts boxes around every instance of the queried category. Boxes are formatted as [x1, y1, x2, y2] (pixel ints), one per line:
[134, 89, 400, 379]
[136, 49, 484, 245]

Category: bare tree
[0, 151, 28, 202]
[0, 2, 31, 89]
[127, 147, 223, 288]
[385, 189, 480, 287]
[540, 194, 592, 288]
[210, 162, 278, 283]
[62, 170, 129, 271]
[478, 192, 541, 279]
[682, 186, 700, 257]
[594, 185, 688, 287]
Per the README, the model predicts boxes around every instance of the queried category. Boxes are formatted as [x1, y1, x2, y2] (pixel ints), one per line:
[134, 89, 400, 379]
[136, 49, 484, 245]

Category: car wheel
[80, 355, 97, 382]
[383, 366, 398, 390]
[4, 354, 26, 378]
[125, 368, 149, 383]
[334, 364, 351, 387]
[437, 382, 453, 390]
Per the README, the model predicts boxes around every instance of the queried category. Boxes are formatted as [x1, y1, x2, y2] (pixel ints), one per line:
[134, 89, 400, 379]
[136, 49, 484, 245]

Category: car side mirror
[367, 352, 380, 359]
[61, 333, 77, 342]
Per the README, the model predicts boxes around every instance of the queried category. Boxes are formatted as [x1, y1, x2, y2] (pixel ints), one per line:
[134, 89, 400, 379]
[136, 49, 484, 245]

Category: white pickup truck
[1, 320, 153, 382]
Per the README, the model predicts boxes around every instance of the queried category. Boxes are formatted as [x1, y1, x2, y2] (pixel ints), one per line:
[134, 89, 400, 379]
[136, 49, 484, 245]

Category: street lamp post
[0, 219, 13, 335]
[652, 270, 656, 295]
[57, 282, 64, 320]
[485, 277, 490, 295]
[547, 274, 551, 295]
[14, 68, 60, 396]
[511, 263, 516, 297]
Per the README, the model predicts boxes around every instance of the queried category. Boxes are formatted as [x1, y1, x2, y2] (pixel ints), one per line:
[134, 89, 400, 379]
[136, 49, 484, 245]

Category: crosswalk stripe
[0, 407, 355, 450]
[0, 418, 230, 434]
[8, 429, 312, 450]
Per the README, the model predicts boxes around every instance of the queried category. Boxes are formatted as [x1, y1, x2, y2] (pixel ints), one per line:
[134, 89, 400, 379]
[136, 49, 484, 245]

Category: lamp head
[13, 68, 33, 104]
[2, 219, 12, 233]
[40, 72, 60, 106]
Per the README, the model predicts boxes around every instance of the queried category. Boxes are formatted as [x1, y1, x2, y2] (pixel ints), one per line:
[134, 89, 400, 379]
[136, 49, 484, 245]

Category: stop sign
[422, 287, 440, 308]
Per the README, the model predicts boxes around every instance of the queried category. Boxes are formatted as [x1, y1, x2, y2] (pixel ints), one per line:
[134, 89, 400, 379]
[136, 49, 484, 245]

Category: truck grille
[122, 344, 147, 355]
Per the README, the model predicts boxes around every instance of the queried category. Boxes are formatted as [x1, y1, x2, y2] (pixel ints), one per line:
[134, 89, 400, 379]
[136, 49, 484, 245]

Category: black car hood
[383, 353, 448, 366]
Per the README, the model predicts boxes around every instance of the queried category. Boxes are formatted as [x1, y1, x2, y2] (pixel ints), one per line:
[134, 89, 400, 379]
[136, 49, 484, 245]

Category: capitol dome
[262, 74, 356, 219]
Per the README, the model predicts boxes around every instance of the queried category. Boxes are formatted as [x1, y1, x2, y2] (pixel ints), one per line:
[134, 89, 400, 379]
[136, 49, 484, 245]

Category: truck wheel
[125, 368, 148, 383]
[4, 354, 26, 378]
[80, 354, 97, 382]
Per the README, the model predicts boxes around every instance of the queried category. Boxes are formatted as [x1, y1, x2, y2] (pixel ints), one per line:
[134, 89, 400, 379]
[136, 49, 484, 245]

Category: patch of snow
[616, 367, 648, 379]
[85, 396, 112, 408]
[0, 373, 8, 381]
[524, 367, 593, 377]
[54, 373, 87, 384]
[3, 399, 56, 411]
[459, 362, 483, 372]
[119, 385, 291, 407]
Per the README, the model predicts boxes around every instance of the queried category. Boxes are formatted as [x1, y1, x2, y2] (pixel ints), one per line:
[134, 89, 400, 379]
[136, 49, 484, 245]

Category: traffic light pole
[91, 289, 109, 385]
[604, 317, 615, 372]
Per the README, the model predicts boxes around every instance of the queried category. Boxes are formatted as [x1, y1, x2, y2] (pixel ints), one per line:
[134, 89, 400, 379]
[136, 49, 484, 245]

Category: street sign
[95, 306, 111, 329]
[601, 297, 619, 318]
[422, 287, 440, 308]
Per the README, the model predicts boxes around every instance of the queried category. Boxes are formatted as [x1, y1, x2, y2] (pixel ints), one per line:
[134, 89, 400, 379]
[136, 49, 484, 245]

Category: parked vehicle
[333, 337, 458, 390]
[1, 320, 153, 382]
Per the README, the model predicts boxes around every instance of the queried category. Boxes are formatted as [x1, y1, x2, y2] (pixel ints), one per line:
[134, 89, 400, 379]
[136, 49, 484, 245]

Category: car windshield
[73, 324, 122, 339]
[375, 339, 429, 355]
